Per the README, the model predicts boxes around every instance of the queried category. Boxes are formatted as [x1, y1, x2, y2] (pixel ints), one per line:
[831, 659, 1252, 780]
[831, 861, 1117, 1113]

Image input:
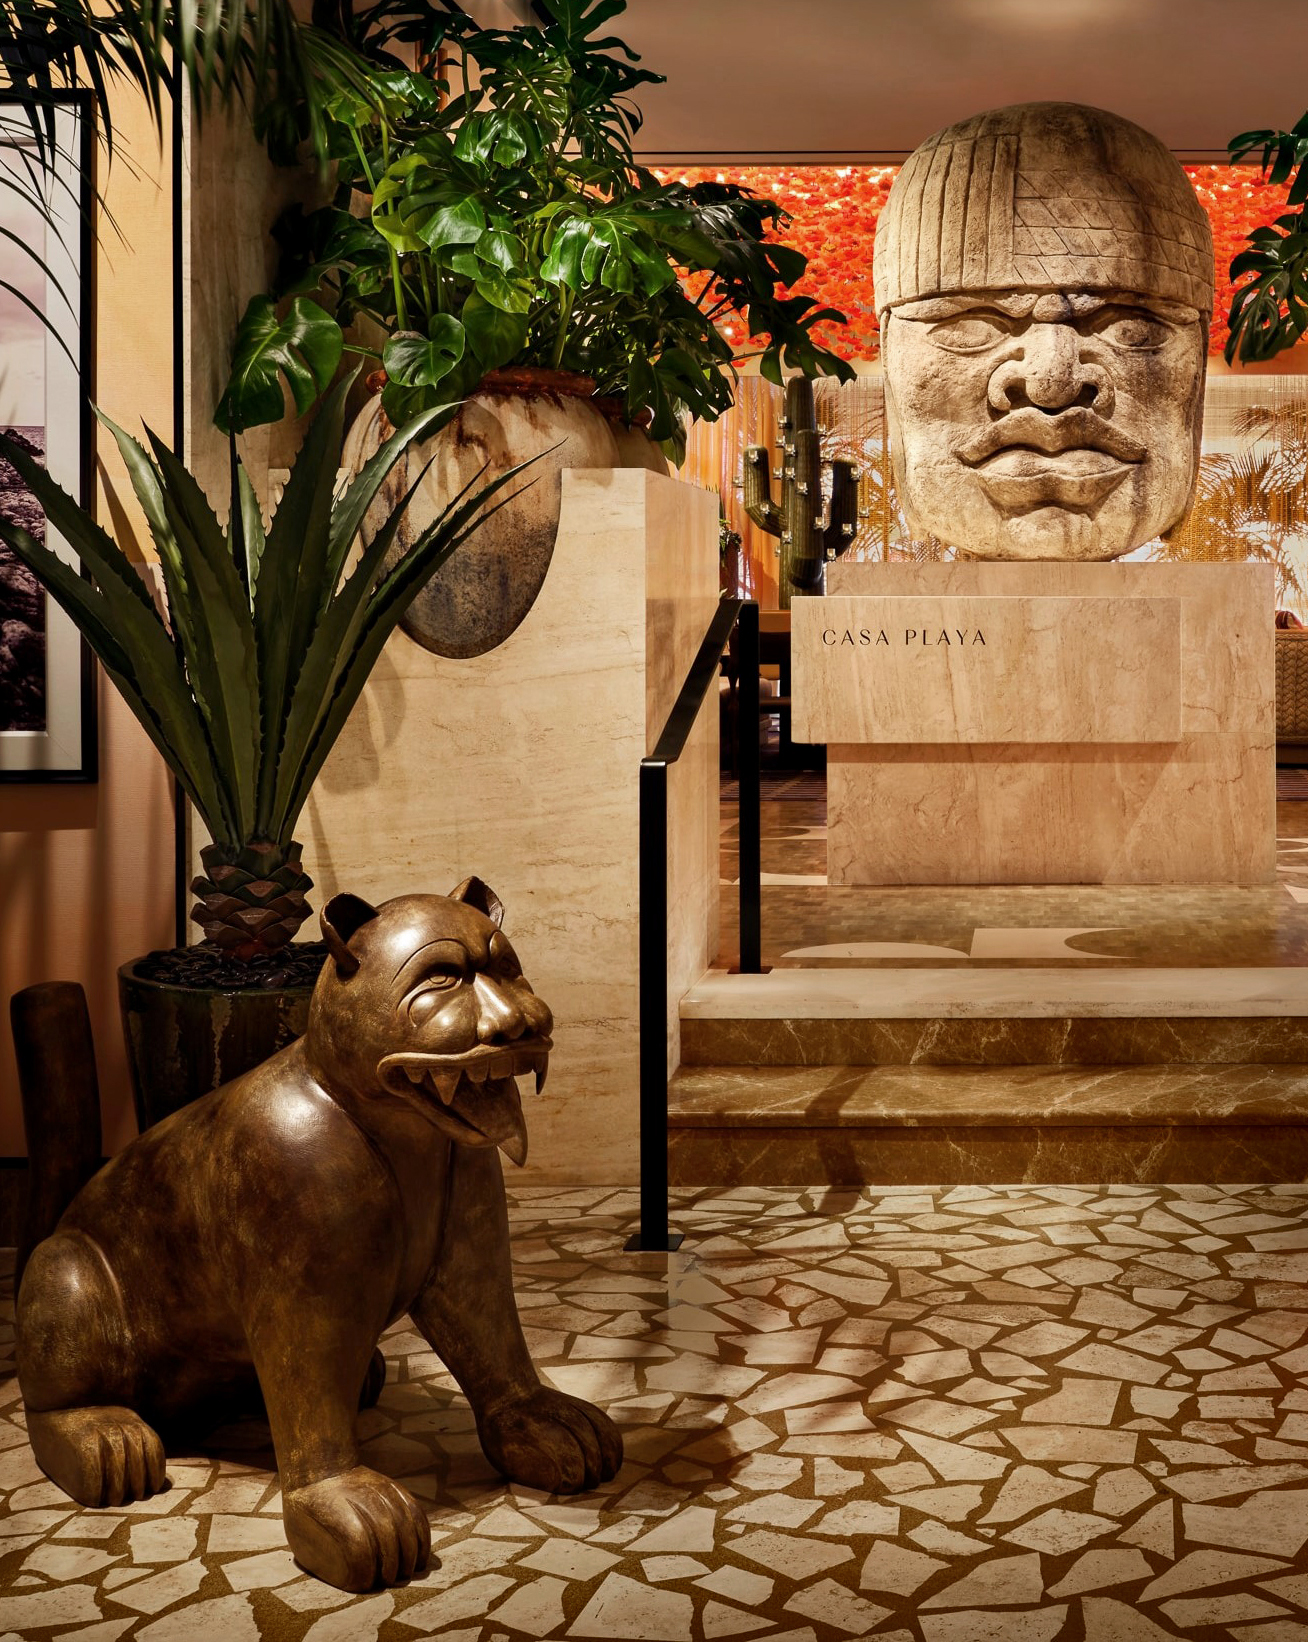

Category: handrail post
[626, 757, 683, 1253]
[737, 601, 762, 974]
[623, 596, 743, 1255]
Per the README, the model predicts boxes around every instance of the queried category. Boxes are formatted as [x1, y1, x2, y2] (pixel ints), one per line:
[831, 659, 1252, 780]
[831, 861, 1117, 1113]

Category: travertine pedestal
[793, 561, 1275, 886]
[302, 469, 720, 1183]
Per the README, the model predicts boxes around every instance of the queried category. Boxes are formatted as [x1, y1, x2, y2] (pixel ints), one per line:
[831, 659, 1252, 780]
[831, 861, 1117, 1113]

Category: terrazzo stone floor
[7, 1184, 1308, 1639]
[717, 775, 1308, 971]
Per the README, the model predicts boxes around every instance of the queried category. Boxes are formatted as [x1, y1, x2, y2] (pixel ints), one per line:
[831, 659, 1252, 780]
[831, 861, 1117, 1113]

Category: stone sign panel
[792, 593, 1182, 744]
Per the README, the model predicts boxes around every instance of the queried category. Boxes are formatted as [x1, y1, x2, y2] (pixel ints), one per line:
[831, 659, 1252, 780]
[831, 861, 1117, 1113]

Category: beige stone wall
[302, 470, 720, 1184]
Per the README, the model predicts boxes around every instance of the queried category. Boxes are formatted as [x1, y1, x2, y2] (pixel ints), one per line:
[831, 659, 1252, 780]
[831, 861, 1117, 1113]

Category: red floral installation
[656, 164, 1296, 360]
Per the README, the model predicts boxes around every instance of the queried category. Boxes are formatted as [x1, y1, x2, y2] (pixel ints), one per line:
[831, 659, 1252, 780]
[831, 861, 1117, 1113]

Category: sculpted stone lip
[974, 461, 1132, 510]
[978, 447, 1134, 478]
[956, 411, 1148, 469]
[956, 412, 1147, 512]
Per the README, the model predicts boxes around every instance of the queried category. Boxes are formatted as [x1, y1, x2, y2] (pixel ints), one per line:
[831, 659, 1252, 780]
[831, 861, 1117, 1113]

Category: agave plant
[0, 375, 530, 958]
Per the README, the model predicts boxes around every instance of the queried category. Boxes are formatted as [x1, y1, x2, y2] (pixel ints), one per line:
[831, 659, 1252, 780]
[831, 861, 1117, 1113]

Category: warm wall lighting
[656, 164, 1296, 361]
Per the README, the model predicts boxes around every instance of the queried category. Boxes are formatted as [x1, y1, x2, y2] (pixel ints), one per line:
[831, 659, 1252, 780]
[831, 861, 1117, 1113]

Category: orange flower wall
[655, 165, 1296, 359]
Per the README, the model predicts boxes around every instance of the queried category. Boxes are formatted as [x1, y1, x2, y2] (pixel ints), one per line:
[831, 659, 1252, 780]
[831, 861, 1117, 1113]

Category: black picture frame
[0, 92, 96, 783]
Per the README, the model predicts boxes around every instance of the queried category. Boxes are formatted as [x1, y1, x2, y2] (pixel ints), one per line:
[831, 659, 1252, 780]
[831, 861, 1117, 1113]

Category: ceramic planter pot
[343, 367, 668, 659]
[118, 959, 318, 1132]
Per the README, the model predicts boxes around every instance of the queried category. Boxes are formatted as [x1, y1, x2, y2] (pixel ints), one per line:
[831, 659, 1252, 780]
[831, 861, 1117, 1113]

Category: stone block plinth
[794, 561, 1274, 886]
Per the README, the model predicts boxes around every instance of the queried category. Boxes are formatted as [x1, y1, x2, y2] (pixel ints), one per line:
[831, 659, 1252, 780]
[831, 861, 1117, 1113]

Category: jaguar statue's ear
[321, 893, 380, 977]
[449, 876, 504, 928]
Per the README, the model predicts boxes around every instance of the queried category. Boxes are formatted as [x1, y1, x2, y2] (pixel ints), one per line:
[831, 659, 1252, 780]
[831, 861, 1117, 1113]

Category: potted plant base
[119, 945, 324, 1130]
[343, 367, 667, 659]
[120, 839, 326, 1128]
[121, 840, 330, 1129]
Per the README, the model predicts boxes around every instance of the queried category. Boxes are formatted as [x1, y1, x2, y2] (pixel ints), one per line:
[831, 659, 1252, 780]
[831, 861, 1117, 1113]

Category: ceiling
[617, 0, 1308, 161]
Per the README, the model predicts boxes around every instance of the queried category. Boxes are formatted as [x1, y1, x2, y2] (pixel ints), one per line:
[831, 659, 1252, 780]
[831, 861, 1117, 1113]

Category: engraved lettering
[823, 621, 989, 654]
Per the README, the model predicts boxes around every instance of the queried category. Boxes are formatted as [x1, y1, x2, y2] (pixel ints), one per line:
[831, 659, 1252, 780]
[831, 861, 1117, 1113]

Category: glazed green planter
[118, 961, 316, 1132]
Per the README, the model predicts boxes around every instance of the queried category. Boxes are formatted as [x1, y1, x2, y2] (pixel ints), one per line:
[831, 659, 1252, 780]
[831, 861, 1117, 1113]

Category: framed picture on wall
[0, 94, 96, 783]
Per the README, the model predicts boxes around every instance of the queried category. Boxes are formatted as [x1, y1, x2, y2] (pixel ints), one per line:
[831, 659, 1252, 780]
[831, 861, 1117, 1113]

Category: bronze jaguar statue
[16, 880, 622, 1591]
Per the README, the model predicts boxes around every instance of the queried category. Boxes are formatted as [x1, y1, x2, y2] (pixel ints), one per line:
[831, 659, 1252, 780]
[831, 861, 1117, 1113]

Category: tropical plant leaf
[462, 290, 529, 369]
[236, 463, 267, 594]
[247, 373, 354, 833]
[1225, 111, 1308, 366]
[201, 0, 855, 437]
[216, 293, 344, 434]
[141, 429, 262, 830]
[419, 196, 486, 250]
[383, 315, 466, 393]
[325, 400, 453, 588]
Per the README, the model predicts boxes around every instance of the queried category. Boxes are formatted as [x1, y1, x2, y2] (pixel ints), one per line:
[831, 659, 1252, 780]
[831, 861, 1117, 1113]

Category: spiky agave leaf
[245, 375, 462, 840]
[101, 414, 262, 839]
[272, 451, 545, 839]
[0, 392, 545, 957]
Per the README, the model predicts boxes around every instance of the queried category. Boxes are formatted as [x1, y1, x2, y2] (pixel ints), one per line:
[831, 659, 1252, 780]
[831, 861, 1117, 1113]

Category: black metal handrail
[626, 597, 762, 1254]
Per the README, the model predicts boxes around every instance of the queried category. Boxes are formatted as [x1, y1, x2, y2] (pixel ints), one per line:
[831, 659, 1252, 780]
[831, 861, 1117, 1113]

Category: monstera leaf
[217, 295, 345, 435]
[462, 292, 529, 370]
[1225, 113, 1308, 365]
[380, 317, 474, 423]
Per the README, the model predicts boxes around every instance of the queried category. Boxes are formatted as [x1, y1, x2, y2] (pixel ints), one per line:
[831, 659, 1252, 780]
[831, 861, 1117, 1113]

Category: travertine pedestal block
[794, 561, 1274, 886]
[302, 470, 720, 1183]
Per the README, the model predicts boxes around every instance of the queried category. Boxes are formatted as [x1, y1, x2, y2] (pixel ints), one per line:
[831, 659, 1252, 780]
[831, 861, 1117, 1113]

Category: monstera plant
[1225, 112, 1308, 363]
[219, 0, 853, 452]
[0, 377, 532, 1124]
[215, 0, 853, 662]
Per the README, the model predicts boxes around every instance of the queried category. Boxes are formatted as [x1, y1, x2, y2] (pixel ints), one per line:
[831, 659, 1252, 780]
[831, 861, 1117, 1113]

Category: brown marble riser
[668, 1125, 1308, 1187]
[669, 1062, 1308, 1126]
[681, 1014, 1308, 1068]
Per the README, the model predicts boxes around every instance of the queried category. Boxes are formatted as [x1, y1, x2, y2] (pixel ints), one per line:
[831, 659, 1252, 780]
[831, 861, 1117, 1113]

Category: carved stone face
[872, 101, 1215, 561]
[882, 288, 1208, 561]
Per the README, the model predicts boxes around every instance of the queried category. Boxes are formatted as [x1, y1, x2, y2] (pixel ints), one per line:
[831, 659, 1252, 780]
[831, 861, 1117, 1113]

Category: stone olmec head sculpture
[874, 101, 1214, 561]
[16, 880, 622, 1593]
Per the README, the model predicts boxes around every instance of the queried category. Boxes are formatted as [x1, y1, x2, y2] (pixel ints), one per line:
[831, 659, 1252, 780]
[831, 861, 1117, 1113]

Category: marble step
[666, 1062, 1308, 1186]
[680, 967, 1308, 1066]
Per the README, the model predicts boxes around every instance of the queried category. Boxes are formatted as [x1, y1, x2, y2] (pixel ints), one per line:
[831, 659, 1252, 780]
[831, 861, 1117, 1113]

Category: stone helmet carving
[874, 102, 1215, 561]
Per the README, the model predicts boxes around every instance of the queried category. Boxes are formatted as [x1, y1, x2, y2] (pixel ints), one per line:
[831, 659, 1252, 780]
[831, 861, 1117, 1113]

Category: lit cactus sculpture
[743, 378, 859, 605]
